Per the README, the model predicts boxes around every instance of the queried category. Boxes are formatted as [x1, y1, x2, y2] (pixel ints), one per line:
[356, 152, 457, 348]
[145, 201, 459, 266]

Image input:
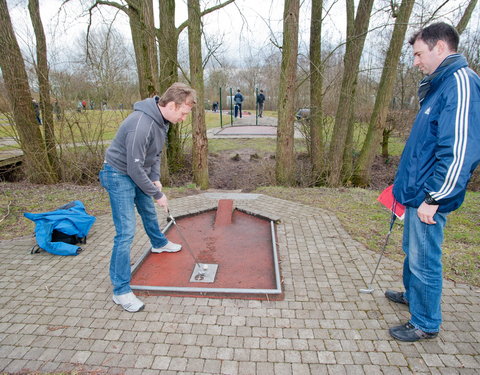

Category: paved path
[208, 115, 303, 139]
[1, 193, 479, 374]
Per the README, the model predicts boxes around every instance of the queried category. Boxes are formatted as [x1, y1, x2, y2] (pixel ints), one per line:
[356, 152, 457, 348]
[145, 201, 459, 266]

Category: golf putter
[359, 209, 397, 294]
[167, 209, 208, 277]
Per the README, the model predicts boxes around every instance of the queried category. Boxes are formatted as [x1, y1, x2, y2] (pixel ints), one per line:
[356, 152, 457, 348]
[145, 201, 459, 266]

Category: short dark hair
[409, 22, 459, 52]
[158, 82, 197, 107]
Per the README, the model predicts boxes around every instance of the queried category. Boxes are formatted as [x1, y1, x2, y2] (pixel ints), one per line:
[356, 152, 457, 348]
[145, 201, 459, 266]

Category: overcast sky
[6, 0, 348, 67]
[5, 0, 480, 71]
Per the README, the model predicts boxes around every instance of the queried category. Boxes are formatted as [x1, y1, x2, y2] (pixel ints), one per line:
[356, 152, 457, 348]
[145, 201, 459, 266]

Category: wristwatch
[424, 193, 439, 205]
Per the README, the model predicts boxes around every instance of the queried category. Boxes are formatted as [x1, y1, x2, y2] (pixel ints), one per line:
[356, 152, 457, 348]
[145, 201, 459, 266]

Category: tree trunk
[28, 0, 59, 180]
[158, 0, 234, 176]
[0, 0, 57, 184]
[158, 0, 181, 177]
[327, 0, 374, 186]
[276, 0, 300, 186]
[188, 0, 209, 189]
[352, 0, 415, 187]
[309, 0, 324, 182]
[158, 0, 178, 93]
[381, 128, 391, 157]
[127, 0, 158, 99]
[456, 0, 478, 35]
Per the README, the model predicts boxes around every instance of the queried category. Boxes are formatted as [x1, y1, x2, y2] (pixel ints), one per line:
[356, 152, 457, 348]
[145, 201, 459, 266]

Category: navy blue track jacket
[393, 54, 480, 213]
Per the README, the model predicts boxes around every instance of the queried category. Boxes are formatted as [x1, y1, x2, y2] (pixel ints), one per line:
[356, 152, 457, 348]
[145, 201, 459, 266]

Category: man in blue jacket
[387, 23, 480, 341]
[99, 83, 196, 312]
[234, 89, 244, 118]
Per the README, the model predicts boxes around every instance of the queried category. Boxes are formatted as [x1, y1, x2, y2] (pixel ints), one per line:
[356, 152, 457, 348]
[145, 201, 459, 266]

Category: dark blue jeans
[99, 163, 168, 295]
[402, 206, 448, 333]
[235, 103, 242, 118]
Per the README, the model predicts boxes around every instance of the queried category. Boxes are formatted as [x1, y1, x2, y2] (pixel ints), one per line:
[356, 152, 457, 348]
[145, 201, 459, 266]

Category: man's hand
[156, 194, 168, 213]
[153, 181, 162, 191]
[417, 202, 439, 224]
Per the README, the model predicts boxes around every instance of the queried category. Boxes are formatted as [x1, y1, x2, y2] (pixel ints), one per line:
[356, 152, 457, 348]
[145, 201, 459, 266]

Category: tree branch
[86, 1, 127, 63]
[177, 0, 236, 35]
[423, 0, 450, 25]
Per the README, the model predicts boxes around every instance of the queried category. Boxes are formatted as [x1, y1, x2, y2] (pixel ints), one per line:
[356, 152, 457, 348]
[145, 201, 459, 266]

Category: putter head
[359, 287, 374, 294]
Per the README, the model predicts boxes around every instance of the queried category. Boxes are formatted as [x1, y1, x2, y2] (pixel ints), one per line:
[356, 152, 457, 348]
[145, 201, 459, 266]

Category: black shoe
[385, 289, 409, 305]
[389, 322, 438, 342]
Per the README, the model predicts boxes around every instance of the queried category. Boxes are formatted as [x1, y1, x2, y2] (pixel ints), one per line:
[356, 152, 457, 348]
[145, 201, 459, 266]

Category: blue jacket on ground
[393, 54, 480, 213]
[24, 201, 96, 256]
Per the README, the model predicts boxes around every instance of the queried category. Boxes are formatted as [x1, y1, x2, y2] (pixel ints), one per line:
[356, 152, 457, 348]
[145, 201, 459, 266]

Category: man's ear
[166, 101, 176, 111]
[435, 40, 450, 56]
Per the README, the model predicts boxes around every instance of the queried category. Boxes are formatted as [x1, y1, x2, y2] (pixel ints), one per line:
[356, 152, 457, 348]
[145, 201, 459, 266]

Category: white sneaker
[151, 241, 182, 253]
[112, 292, 145, 312]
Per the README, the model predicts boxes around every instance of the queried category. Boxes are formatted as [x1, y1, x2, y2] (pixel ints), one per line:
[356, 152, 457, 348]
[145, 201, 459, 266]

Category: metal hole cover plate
[189, 264, 218, 283]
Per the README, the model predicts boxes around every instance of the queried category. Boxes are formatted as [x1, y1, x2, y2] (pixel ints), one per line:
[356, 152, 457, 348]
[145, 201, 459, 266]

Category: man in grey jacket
[99, 83, 197, 312]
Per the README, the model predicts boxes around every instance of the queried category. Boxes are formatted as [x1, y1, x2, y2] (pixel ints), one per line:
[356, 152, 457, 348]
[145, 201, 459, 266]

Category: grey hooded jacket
[104, 97, 168, 200]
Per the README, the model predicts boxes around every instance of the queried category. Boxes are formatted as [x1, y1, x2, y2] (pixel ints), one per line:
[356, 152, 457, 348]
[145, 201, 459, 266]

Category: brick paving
[0, 193, 479, 374]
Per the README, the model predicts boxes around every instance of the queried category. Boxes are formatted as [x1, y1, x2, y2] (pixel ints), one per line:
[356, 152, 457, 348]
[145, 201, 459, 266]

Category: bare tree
[87, 0, 234, 183]
[326, 0, 374, 186]
[88, 0, 158, 100]
[158, 0, 179, 180]
[275, 0, 300, 186]
[28, 0, 60, 176]
[158, 0, 234, 177]
[456, 0, 478, 34]
[79, 27, 135, 107]
[188, 0, 209, 189]
[352, 0, 415, 187]
[0, 0, 57, 184]
[309, 0, 324, 181]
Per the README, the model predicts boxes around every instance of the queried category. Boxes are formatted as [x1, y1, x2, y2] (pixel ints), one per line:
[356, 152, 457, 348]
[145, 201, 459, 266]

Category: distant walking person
[212, 101, 218, 112]
[256, 90, 265, 118]
[234, 89, 243, 118]
[32, 100, 41, 124]
[99, 83, 197, 312]
[388, 22, 480, 342]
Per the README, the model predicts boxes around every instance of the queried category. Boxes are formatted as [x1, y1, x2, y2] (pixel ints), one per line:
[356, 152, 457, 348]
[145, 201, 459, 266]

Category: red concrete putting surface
[131, 200, 282, 300]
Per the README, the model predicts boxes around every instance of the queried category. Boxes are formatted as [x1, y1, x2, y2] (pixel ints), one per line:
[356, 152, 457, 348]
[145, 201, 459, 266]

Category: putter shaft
[359, 210, 397, 294]
[168, 211, 205, 275]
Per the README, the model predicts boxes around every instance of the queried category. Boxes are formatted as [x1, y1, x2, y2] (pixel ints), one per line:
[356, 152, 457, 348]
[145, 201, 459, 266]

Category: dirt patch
[208, 149, 275, 191]
[172, 148, 480, 192]
[172, 149, 402, 191]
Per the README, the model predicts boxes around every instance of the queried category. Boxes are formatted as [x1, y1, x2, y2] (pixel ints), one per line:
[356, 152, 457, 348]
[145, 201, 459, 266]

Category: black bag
[51, 229, 87, 245]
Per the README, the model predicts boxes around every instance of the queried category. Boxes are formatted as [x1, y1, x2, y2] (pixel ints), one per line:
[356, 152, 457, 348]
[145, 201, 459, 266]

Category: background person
[234, 89, 243, 118]
[99, 82, 197, 312]
[388, 22, 480, 342]
[256, 89, 265, 118]
[32, 99, 41, 124]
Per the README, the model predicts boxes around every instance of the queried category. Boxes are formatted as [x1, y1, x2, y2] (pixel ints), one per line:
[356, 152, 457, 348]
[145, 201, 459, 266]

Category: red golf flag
[377, 185, 405, 220]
